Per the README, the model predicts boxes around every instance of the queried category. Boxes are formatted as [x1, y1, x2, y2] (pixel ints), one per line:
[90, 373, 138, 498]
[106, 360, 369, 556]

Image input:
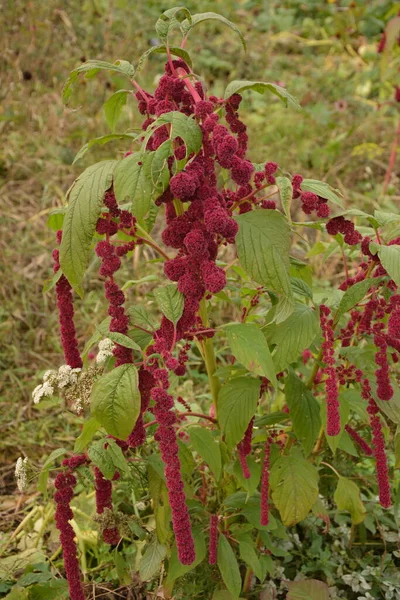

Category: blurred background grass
[0, 0, 399, 493]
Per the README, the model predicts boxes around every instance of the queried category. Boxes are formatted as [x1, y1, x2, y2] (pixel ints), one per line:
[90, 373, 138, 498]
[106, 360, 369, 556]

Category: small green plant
[14, 7, 400, 600]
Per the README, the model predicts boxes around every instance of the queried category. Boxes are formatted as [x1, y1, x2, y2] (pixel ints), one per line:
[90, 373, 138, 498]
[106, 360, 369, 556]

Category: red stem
[382, 117, 400, 196]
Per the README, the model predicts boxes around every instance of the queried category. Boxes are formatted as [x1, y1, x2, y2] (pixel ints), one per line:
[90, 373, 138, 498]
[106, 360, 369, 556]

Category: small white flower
[43, 370, 57, 382]
[136, 502, 146, 511]
[32, 381, 54, 404]
[15, 457, 29, 492]
[96, 338, 115, 364]
[73, 398, 83, 415]
[57, 365, 81, 388]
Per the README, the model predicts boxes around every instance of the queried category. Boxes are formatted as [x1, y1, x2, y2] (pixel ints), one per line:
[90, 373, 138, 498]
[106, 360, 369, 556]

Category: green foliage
[218, 377, 261, 450]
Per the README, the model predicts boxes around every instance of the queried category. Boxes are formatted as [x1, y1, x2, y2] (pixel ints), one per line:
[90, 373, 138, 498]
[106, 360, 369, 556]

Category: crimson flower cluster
[53, 233, 83, 369]
[320, 305, 340, 436]
[54, 470, 85, 600]
[208, 514, 219, 565]
[237, 417, 254, 479]
[260, 435, 272, 527]
[94, 466, 120, 545]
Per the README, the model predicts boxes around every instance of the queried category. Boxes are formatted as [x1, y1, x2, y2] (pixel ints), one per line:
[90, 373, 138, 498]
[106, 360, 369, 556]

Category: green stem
[199, 299, 220, 416]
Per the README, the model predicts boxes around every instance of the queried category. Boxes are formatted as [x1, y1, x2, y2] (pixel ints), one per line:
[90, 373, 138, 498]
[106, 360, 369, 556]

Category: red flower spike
[208, 514, 219, 564]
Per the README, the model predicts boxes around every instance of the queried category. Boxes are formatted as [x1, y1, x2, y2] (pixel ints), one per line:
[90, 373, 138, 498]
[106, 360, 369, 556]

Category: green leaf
[87, 439, 115, 479]
[374, 383, 400, 425]
[188, 427, 221, 480]
[275, 176, 293, 224]
[99, 329, 142, 352]
[143, 111, 202, 158]
[287, 579, 330, 600]
[42, 448, 68, 471]
[165, 529, 206, 586]
[139, 539, 167, 581]
[226, 323, 276, 385]
[270, 448, 319, 526]
[218, 377, 261, 450]
[372, 243, 400, 287]
[82, 316, 111, 357]
[29, 579, 69, 600]
[73, 133, 138, 164]
[74, 417, 100, 453]
[148, 465, 171, 544]
[284, 371, 321, 456]
[233, 457, 261, 496]
[106, 439, 130, 475]
[290, 277, 313, 299]
[59, 160, 117, 294]
[104, 90, 130, 132]
[63, 59, 135, 104]
[224, 80, 300, 109]
[127, 306, 157, 331]
[155, 7, 192, 41]
[235, 210, 294, 323]
[42, 269, 62, 294]
[113, 152, 153, 224]
[143, 140, 171, 194]
[154, 284, 184, 326]
[254, 411, 289, 428]
[181, 12, 246, 51]
[239, 541, 263, 580]
[266, 304, 319, 372]
[47, 208, 65, 232]
[335, 277, 384, 318]
[301, 179, 344, 208]
[90, 364, 140, 440]
[217, 535, 242, 599]
[334, 476, 366, 525]
[135, 45, 193, 75]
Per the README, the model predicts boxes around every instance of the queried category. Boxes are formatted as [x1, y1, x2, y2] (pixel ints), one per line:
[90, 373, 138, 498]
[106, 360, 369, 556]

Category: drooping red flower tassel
[94, 467, 120, 545]
[362, 379, 391, 508]
[237, 418, 254, 479]
[260, 436, 272, 526]
[54, 472, 85, 600]
[320, 305, 340, 436]
[208, 514, 218, 565]
[344, 425, 373, 456]
[374, 333, 394, 401]
[151, 369, 195, 565]
[53, 232, 82, 369]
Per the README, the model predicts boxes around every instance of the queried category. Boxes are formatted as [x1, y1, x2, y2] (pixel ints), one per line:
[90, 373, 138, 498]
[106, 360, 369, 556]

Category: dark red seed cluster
[260, 435, 272, 526]
[94, 466, 120, 545]
[363, 379, 391, 508]
[53, 234, 83, 369]
[54, 471, 85, 600]
[344, 425, 373, 456]
[208, 514, 219, 565]
[326, 216, 362, 245]
[320, 305, 340, 436]
[237, 418, 254, 479]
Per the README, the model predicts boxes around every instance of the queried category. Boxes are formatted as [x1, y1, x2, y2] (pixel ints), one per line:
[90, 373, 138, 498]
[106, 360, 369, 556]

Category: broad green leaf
[143, 140, 171, 194]
[254, 411, 289, 428]
[374, 383, 400, 424]
[233, 457, 261, 496]
[301, 179, 344, 208]
[217, 535, 242, 599]
[73, 132, 138, 164]
[224, 80, 300, 109]
[181, 12, 246, 51]
[218, 377, 261, 450]
[287, 579, 330, 600]
[99, 329, 142, 352]
[0, 549, 46, 580]
[290, 277, 313, 299]
[74, 417, 100, 453]
[275, 176, 293, 223]
[42, 448, 68, 470]
[154, 284, 184, 326]
[148, 465, 171, 544]
[155, 7, 192, 41]
[334, 476, 366, 525]
[104, 90, 130, 132]
[59, 160, 117, 294]
[90, 364, 140, 440]
[265, 304, 319, 372]
[139, 539, 167, 581]
[188, 427, 221, 480]
[113, 152, 153, 224]
[284, 371, 321, 455]
[47, 208, 65, 231]
[142, 111, 202, 158]
[87, 439, 115, 479]
[164, 529, 206, 586]
[63, 59, 135, 104]
[270, 448, 319, 526]
[127, 305, 157, 331]
[395, 426, 400, 469]
[335, 277, 384, 319]
[106, 439, 130, 475]
[239, 541, 263, 580]
[42, 269, 62, 294]
[226, 323, 276, 385]
[135, 45, 193, 75]
[235, 210, 294, 323]
[371, 243, 400, 287]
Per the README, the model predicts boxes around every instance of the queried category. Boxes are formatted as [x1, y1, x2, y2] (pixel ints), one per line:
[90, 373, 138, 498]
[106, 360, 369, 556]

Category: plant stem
[321, 461, 341, 478]
[135, 224, 170, 260]
[199, 299, 220, 416]
[382, 116, 400, 196]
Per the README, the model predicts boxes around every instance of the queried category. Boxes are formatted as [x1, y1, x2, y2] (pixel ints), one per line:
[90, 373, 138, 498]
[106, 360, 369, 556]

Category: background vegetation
[1, 1, 400, 598]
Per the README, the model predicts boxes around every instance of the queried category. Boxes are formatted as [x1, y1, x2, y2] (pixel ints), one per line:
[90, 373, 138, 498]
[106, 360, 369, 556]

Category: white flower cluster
[32, 365, 82, 404]
[96, 338, 115, 364]
[342, 573, 371, 593]
[15, 457, 29, 492]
